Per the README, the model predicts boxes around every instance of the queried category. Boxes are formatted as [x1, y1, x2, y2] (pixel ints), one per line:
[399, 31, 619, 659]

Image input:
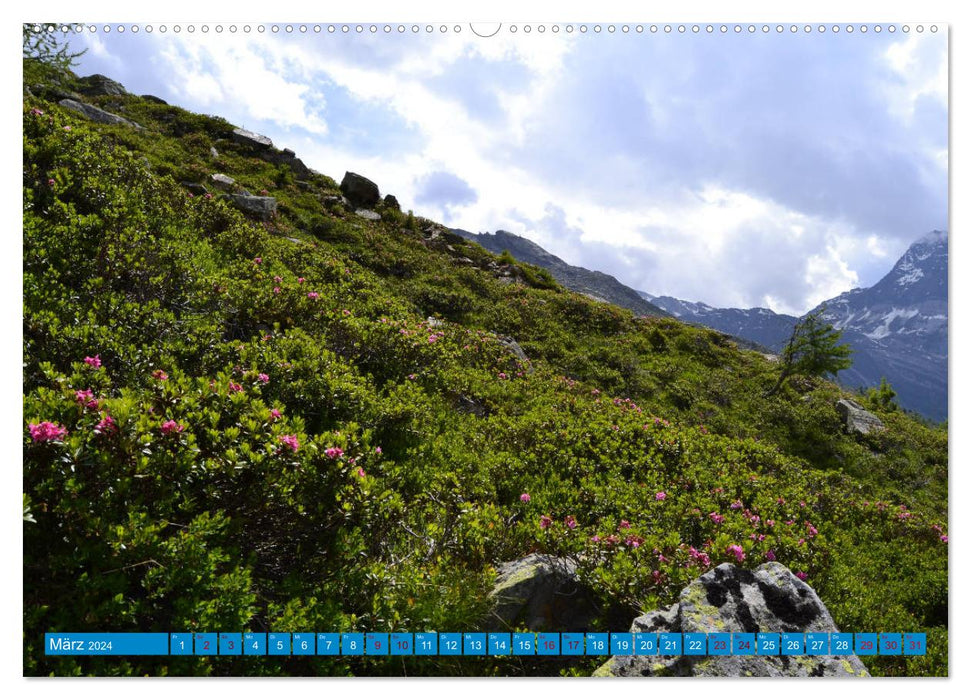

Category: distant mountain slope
[643, 231, 948, 421]
[640, 294, 799, 352]
[811, 230, 947, 421]
[453, 229, 669, 318]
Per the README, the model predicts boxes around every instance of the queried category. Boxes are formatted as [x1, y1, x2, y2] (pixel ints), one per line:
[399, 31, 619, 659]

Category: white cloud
[883, 32, 948, 124]
[106, 28, 944, 317]
[155, 35, 329, 135]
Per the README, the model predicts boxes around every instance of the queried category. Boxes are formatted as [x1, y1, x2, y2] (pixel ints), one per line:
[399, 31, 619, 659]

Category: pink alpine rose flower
[83, 355, 102, 368]
[795, 571, 808, 581]
[257, 373, 270, 384]
[726, 544, 746, 562]
[95, 413, 117, 435]
[29, 421, 68, 443]
[564, 515, 577, 529]
[74, 389, 99, 410]
[279, 434, 300, 452]
[324, 447, 344, 460]
[655, 491, 667, 501]
[520, 493, 531, 503]
[160, 420, 184, 435]
[539, 515, 552, 529]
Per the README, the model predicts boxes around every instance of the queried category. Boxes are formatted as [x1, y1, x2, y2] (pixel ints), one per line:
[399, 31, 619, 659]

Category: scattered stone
[231, 127, 273, 150]
[383, 193, 400, 210]
[340, 171, 381, 208]
[426, 317, 445, 328]
[496, 336, 529, 363]
[594, 563, 870, 677]
[210, 146, 219, 159]
[836, 399, 885, 436]
[355, 209, 381, 221]
[296, 180, 313, 191]
[210, 174, 236, 191]
[58, 99, 140, 128]
[488, 554, 598, 632]
[76, 74, 127, 97]
[452, 393, 488, 418]
[140, 94, 168, 105]
[181, 182, 208, 196]
[261, 147, 312, 179]
[762, 353, 779, 362]
[229, 194, 277, 220]
[455, 257, 475, 266]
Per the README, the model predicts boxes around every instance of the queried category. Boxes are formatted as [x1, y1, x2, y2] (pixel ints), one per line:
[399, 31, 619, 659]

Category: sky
[62, 23, 948, 317]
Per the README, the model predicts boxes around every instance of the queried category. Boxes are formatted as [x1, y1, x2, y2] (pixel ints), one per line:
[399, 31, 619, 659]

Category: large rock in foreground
[340, 171, 381, 208]
[836, 399, 885, 435]
[488, 554, 597, 632]
[595, 563, 869, 677]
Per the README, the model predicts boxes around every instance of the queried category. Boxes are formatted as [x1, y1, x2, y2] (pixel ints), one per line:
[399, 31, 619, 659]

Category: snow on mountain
[644, 231, 948, 421]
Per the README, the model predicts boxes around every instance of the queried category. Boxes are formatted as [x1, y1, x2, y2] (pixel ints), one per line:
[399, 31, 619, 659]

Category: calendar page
[21, 6, 949, 683]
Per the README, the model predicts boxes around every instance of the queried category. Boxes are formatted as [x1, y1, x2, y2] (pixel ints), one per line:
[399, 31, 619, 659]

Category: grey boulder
[229, 194, 277, 220]
[837, 399, 886, 435]
[340, 171, 381, 208]
[488, 554, 598, 632]
[59, 99, 140, 128]
[77, 74, 127, 97]
[232, 127, 273, 150]
[594, 563, 869, 677]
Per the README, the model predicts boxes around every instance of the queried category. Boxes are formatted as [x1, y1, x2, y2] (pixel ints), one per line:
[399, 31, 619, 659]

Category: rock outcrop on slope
[58, 98, 140, 128]
[594, 563, 870, 677]
[488, 554, 598, 632]
[836, 399, 886, 436]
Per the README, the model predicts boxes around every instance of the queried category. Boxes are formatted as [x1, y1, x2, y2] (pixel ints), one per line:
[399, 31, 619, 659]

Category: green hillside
[23, 61, 948, 676]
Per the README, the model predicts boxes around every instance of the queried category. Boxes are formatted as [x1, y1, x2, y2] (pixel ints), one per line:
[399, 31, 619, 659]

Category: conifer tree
[765, 307, 853, 396]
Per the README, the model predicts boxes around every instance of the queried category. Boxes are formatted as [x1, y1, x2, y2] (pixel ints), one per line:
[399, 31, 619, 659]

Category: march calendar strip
[46, 632, 926, 657]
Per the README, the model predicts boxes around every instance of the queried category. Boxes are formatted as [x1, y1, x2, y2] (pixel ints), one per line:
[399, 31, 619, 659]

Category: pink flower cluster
[95, 413, 117, 435]
[539, 515, 552, 529]
[726, 544, 746, 562]
[655, 491, 667, 501]
[688, 546, 711, 568]
[324, 446, 344, 460]
[279, 435, 300, 453]
[520, 493, 531, 503]
[152, 369, 169, 381]
[160, 420, 185, 435]
[83, 355, 101, 368]
[29, 421, 68, 443]
[564, 515, 577, 530]
[74, 389, 99, 410]
[257, 373, 270, 384]
[709, 512, 725, 524]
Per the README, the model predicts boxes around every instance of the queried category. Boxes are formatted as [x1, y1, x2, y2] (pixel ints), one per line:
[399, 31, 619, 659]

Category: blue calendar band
[45, 631, 926, 656]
